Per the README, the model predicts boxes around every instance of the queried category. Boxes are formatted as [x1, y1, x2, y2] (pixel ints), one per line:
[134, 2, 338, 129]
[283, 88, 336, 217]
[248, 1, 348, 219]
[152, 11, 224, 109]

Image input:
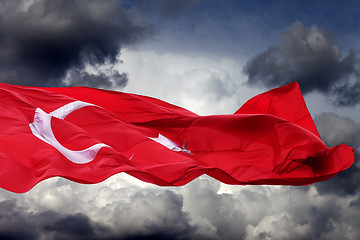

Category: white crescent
[29, 101, 109, 164]
[29, 100, 191, 164]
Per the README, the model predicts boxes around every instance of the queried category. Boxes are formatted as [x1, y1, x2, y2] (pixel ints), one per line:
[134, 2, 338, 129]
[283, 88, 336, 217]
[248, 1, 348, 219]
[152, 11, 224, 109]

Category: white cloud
[120, 48, 262, 115]
[1, 172, 360, 239]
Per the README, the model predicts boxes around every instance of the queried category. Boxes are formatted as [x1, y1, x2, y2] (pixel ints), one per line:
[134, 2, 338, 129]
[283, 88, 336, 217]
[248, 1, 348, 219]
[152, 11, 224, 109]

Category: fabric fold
[0, 82, 355, 193]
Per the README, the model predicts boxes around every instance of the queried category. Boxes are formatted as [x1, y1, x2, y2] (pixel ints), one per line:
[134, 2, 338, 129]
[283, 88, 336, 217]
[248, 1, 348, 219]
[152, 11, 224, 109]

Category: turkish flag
[0, 82, 354, 193]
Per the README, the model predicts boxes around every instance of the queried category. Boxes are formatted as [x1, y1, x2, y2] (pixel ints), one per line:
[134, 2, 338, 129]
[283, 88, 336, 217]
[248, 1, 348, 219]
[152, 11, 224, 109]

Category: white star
[149, 134, 192, 154]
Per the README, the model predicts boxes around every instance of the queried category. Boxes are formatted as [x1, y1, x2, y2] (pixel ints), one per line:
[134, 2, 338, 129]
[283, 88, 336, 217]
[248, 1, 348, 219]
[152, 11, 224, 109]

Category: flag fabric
[0, 82, 354, 193]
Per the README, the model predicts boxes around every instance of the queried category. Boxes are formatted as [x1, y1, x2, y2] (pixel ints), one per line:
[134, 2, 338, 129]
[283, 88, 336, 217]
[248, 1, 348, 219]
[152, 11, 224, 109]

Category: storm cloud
[0, 0, 152, 88]
[0, 189, 197, 240]
[2, 174, 360, 240]
[63, 67, 129, 89]
[314, 112, 360, 196]
[244, 20, 360, 106]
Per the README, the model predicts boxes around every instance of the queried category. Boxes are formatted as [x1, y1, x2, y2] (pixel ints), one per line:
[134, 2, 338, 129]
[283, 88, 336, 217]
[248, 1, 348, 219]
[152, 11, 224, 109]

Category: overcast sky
[0, 0, 360, 239]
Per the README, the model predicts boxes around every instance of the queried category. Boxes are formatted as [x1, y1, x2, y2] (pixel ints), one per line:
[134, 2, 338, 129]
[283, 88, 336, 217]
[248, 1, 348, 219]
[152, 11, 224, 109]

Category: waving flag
[0, 82, 354, 193]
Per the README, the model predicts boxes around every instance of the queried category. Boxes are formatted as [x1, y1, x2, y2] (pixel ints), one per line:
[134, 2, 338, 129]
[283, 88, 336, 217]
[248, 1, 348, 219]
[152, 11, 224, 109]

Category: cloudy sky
[0, 0, 360, 239]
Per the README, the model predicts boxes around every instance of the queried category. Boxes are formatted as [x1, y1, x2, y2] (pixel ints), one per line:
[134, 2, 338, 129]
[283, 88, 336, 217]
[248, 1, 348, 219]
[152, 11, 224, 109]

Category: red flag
[0, 82, 354, 193]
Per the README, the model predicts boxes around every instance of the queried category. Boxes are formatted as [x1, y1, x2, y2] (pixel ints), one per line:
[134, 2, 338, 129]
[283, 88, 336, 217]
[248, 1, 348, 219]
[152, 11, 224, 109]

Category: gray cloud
[243, 20, 360, 106]
[0, 189, 197, 240]
[2, 174, 360, 240]
[0, 198, 109, 240]
[331, 78, 360, 107]
[182, 178, 360, 240]
[44, 213, 108, 240]
[63, 68, 128, 89]
[0, 199, 40, 240]
[0, 0, 152, 88]
[113, 190, 196, 240]
[181, 179, 248, 240]
[315, 112, 360, 148]
[314, 112, 360, 196]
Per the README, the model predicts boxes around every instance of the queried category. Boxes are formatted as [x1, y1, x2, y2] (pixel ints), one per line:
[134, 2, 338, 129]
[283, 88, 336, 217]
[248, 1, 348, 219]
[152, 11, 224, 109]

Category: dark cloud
[331, 78, 360, 106]
[0, 190, 197, 240]
[0, 0, 152, 88]
[314, 112, 360, 196]
[350, 196, 360, 209]
[182, 178, 360, 240]
[44, 213, 102, 240]
[243, 20, 360, 106]
[2, 175, 360, 240]
[0, 199, 39, 240]
[63, 68, 128, 89]
[0, 198, 109, 240]
[110, 190, 197, 240]
[315, 112, 360, 147]
[316, 162, 360, 196]
[182, 179, 247, 240]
